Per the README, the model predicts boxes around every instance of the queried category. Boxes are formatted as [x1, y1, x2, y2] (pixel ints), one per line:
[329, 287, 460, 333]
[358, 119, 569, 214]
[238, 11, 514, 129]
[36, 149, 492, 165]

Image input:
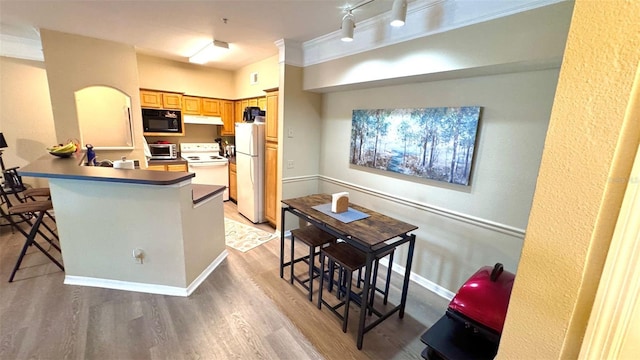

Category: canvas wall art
[350, 106, 481, 186]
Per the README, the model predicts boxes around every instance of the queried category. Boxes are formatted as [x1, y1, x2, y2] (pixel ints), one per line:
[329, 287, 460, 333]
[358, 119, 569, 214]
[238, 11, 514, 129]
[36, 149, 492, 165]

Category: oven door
[188, 161, 229, 201]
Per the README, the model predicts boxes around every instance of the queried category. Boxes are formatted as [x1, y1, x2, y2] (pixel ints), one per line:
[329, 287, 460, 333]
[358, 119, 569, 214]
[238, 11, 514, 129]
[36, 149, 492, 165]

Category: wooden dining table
[280, 193, 418, 349]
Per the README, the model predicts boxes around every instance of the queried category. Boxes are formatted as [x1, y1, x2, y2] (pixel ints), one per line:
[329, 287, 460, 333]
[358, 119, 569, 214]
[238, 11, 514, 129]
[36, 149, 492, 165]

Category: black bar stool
[290, 225, 336, 301]
[317, 242, 396, 332]
[318, 242, 367, 332]
[7, 200, 64, 282]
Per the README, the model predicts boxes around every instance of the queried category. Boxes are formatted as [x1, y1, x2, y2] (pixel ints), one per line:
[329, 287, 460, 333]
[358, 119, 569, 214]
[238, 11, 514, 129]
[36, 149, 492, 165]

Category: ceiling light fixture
[339, 0, 409, 41]
[390, 0, 407, 27]
[189, 40, 229, 64]
[341, 11, 355, 42]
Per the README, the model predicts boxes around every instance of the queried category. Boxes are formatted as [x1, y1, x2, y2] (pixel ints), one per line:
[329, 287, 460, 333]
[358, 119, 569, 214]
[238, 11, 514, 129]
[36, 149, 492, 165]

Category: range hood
[183, 115, 224, 125]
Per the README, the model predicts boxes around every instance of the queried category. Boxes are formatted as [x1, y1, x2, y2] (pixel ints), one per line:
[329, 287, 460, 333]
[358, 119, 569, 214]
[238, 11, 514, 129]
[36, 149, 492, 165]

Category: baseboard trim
[185, 250, 229, 295]
[378, 257, 456, 301]
[64, 250, 229, 297]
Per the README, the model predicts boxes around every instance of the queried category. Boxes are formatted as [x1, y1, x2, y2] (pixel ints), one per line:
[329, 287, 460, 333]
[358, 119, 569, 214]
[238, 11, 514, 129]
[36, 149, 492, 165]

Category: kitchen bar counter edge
[19, 154, 194, 185]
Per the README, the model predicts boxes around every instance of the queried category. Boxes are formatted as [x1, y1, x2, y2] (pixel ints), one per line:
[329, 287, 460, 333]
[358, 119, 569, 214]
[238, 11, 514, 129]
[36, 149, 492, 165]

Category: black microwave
[142, 108, 182, 133]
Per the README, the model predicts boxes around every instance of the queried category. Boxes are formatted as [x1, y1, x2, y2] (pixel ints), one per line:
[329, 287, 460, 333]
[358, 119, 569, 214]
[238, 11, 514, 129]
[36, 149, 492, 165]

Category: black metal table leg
[279, 206, 286, 278]
[399, 234, 416, 318]
[356, 251, 374, 350]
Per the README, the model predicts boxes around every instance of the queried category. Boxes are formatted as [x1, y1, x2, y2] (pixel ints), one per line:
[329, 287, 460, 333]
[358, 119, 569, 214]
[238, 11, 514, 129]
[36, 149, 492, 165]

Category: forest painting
[350, 106, 481, 186]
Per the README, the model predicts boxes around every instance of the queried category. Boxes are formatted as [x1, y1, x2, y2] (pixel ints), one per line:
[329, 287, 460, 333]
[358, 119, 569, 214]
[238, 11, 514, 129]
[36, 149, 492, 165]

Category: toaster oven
[148, 143, 177, 160]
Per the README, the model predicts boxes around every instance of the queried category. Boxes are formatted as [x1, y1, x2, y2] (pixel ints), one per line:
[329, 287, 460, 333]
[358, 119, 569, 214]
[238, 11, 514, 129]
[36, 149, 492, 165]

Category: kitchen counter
[18, 153, 227, 296]
[21, 154, 193, 185]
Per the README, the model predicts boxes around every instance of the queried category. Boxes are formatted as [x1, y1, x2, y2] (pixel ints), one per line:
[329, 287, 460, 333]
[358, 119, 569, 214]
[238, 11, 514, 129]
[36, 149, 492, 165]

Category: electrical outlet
[287, 160, 294, 169]
[132, 248, 144, 264]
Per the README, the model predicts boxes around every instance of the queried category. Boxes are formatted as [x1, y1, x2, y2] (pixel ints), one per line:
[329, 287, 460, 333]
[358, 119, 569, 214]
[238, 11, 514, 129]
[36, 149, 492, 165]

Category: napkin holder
[331, 192, 349, 213]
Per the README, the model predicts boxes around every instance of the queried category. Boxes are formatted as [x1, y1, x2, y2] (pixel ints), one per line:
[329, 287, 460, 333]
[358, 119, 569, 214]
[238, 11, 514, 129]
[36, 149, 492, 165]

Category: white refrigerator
[235, 122, 266, 223]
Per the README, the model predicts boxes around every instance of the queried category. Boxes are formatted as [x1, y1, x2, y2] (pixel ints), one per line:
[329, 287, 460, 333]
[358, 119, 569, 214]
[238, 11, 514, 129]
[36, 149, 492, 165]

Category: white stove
[180, 143, 229, 201]
[180, 143, 226, 163]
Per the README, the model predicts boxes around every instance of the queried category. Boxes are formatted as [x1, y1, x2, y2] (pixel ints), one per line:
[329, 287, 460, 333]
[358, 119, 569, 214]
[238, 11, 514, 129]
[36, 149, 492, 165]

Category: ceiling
[0, 0, 401, 70]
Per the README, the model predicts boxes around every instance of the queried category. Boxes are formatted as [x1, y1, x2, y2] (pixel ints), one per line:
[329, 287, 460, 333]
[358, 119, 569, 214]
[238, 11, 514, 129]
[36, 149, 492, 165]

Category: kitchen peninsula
[18, 154, 227, 296]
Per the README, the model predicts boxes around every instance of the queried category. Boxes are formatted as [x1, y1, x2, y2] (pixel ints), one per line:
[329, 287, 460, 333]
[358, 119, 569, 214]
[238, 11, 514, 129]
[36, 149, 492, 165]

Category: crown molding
[0, 34, 43, 62]
[302, 0, 565, 67]
[275, 39, 304, 67]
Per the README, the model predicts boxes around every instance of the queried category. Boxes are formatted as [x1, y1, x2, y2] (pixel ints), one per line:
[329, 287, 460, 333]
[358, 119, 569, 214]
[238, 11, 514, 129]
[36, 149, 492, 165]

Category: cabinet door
[258, 97, 267, 110]
[264, 141, 278, 225]
[167, 164, 187, 172]
[147, 164, 167, 171]
[162, 93, 182, 109]
[202, 98, 221, 116]
[182, 96, 202, 115]
[229, 163, 237, 201]
[234, 100, 243, 124]
[220, 100, 235, 136]
[140, 90, 163, 108]
[248, 98, 258, 107]
[265, 91, 279, 142]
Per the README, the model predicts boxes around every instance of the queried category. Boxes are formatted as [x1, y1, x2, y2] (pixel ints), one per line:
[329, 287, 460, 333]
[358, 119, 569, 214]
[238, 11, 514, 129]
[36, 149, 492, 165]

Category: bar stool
[7, 200, 64, 282]
[318, 242, 396, 332]
[317, 242, 368, 332]
[290, 225, 336, 301]
[1, 167, 57, 241]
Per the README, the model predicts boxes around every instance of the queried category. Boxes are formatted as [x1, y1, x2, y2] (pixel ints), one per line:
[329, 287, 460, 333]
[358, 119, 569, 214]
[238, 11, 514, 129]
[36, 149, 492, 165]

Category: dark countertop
[19, 154, 195, 186]
[192, 184, 226, 204]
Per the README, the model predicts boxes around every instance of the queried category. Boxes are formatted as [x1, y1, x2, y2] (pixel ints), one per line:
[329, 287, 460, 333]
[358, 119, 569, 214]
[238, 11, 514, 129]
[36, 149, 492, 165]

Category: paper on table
[312, 203, 370, 223]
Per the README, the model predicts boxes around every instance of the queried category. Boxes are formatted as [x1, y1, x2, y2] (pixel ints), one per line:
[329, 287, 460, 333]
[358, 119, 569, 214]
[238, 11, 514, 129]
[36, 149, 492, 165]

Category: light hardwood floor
[0, 201, 449, 359]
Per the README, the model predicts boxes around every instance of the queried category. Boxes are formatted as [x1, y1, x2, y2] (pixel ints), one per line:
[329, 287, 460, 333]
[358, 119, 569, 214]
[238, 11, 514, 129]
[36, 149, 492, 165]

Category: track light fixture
[390, 0, 407, 27]
[341, 11, 355, 42]
[338, 0, 409, 41]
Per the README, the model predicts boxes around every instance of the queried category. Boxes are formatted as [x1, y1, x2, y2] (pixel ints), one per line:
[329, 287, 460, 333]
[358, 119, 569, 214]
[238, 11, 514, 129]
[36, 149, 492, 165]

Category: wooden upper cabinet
[234, 100, 243, 123]
[140, 90, 182, 109]
[220, 100, 235, 136]
[202, 98, 221, 116]
[265, 90, 279, 142]
[182, 96, 202, 115]
[248, 98, 258, 107]
[140, 90, 163, 108]
[162, 93, 182, 109]
[258, 97, 267, 110]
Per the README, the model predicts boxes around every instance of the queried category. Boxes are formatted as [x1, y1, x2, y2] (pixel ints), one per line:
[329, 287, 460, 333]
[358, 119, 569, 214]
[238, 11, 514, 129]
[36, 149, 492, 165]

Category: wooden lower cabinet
[147, 163, 187, 172]
[229, 162, 237, 202]
[264, 141, 278, 225]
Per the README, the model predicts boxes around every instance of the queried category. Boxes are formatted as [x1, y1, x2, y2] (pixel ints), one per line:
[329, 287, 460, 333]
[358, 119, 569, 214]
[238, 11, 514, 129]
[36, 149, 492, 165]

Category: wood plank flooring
[0, 201, 449, 359]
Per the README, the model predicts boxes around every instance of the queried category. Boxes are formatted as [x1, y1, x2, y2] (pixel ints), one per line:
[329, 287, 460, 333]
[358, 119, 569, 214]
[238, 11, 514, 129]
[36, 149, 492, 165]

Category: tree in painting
[350, 106, 481, 185]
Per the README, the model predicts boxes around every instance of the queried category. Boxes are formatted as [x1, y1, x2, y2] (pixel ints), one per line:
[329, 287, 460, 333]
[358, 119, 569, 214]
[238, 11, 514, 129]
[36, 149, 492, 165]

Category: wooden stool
[290, 225, 336, 301]
[8, 200, 64, 282]
[317, 242, 369, 332]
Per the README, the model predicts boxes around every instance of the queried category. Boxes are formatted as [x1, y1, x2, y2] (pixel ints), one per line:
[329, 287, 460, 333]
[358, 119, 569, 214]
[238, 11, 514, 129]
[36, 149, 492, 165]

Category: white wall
[0, 56, 57, 187]
[278, 2, 573, 293]
[318, 69, 558, 292]
[40, 29, 146, 163]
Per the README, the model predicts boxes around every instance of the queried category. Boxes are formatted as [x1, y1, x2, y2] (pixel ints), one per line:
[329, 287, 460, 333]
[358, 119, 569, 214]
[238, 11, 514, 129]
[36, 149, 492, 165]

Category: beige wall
[303, 2, 572, 92]
[137, 54, 234, 99]
[280, 2, 571, 293]
[0, 57, 56, 187]
[499, 0, 640, 358]
[317, 68, 558, 291]
[40, 29, 146, 163]
[234, 55, 279, 99]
